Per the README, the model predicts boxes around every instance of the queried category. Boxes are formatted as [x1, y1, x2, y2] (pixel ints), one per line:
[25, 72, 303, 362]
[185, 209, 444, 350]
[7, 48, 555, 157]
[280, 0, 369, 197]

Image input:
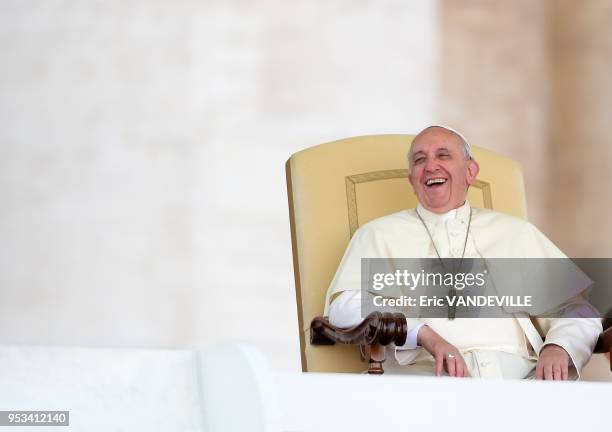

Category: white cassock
[325, 201, 602, 378]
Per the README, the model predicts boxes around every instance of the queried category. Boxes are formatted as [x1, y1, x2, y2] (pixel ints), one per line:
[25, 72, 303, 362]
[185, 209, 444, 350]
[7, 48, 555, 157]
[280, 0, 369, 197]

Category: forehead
[410, 129, 463, 155]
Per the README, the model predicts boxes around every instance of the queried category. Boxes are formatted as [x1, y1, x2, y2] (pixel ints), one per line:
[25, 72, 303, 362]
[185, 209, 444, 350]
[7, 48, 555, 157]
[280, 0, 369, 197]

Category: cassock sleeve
[324, 223, 425, 365]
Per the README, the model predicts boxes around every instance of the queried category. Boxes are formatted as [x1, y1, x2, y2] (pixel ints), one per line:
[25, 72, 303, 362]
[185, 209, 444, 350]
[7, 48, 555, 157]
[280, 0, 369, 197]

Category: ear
[466, 160, 480, 185]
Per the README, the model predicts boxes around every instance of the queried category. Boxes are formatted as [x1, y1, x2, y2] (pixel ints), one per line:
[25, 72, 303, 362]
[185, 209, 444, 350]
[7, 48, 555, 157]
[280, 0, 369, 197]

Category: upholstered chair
[286, 134, 611, 374]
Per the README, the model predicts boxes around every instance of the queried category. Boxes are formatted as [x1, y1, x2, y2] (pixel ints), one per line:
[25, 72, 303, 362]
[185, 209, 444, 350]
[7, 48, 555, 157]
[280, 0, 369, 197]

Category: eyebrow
[412, 147, 451, 158]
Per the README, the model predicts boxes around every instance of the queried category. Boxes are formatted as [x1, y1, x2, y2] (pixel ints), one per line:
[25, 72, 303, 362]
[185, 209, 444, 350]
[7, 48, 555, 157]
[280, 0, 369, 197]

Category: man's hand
[536, 344, 570, 380]
[417, 325, 468, 377]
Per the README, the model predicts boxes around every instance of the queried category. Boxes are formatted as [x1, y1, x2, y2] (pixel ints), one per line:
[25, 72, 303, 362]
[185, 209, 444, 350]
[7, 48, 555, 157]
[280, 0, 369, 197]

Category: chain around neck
[415, 206, 473, 320]
[415, 207, 472, 263]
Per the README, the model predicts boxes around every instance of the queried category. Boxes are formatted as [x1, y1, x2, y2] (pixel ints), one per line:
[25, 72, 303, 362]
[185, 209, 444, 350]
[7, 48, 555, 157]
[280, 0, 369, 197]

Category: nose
[424, 157, 440, 173]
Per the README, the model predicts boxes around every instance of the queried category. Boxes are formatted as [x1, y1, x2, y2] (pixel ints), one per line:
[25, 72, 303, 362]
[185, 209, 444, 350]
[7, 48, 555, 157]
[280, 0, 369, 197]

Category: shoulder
[470, 207, 532, 231]
[471, 208, 564, 257]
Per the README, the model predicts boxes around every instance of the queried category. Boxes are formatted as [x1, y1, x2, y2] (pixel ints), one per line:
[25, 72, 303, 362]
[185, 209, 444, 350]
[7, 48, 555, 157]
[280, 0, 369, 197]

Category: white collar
[415, 201, 471, 225]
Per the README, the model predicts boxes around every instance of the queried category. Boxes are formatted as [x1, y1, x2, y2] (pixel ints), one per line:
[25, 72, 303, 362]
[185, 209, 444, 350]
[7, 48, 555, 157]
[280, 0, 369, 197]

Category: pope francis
[325, 125, 602, 380]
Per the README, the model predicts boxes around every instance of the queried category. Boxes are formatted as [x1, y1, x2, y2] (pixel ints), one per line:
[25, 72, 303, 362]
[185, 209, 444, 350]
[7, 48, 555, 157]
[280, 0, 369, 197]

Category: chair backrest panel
[286, 134, 527, 372]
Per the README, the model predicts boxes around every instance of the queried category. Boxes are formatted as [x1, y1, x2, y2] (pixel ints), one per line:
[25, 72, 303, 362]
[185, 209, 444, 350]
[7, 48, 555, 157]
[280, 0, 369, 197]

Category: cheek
[450, 166, 470, 185]
[415, 166, 428, 180]
[409, 170, 422, 187]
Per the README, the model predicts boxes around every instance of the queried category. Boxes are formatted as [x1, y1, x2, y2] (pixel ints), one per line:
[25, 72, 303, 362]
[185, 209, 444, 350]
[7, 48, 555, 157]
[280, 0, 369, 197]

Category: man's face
[408, 128, 479, 214]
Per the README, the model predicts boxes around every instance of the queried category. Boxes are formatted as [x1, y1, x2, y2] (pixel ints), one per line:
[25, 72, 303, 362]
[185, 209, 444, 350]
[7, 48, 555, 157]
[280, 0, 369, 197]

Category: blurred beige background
[0, 0, 610, 372]
[439, 0, 612, 257]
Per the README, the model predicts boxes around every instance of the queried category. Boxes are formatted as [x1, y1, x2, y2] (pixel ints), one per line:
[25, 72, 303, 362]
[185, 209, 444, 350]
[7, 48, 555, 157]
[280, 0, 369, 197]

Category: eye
[438, 153, 450, 159]
[414, 157, 425, 164]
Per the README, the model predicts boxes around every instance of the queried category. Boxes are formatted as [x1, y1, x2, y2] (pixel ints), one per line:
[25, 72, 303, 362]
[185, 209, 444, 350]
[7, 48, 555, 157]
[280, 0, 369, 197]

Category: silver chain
[415, 207, 472, 319]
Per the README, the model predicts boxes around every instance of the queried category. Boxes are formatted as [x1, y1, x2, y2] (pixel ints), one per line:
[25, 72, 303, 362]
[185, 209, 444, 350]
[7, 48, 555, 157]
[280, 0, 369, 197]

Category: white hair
[408, 125, 474, 173]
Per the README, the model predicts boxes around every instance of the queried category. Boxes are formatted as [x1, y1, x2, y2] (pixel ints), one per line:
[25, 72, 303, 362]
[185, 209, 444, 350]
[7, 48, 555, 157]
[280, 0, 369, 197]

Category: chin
[425, 199, 451, 210]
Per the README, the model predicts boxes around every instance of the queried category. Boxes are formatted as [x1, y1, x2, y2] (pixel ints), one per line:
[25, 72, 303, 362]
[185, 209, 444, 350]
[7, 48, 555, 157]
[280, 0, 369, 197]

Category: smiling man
[409, 126, 479, 214]
[325, 125, 602, 380]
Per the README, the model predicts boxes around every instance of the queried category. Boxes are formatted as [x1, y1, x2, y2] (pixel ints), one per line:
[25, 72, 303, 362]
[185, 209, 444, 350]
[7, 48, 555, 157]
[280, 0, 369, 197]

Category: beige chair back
[286, 134, 527, 372]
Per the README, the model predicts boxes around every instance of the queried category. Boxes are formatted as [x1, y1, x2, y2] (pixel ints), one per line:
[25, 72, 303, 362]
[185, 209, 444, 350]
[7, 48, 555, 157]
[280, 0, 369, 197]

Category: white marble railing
[0, 345, 609, 432]
[0, 344, 279, 432]
[276, 369, 610, 432]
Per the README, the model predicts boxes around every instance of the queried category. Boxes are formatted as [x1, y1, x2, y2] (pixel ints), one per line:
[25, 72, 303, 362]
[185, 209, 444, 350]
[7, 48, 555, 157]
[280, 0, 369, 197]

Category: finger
[553, 364, 561, 381]
[561, 361, 569, 381]
[446, 356, 456, 377]
[561, 364, 569, 381]
[456, 358, 466, 378]
[454, 358, 463, 378]
[544, 362, 553, 380]
[535, 361, 543, 380]
[435, 353, 443, 377]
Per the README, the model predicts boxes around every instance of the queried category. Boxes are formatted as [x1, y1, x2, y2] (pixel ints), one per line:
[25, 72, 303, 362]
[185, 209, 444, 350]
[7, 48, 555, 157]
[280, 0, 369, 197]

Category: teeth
[426, 178, 447, 186]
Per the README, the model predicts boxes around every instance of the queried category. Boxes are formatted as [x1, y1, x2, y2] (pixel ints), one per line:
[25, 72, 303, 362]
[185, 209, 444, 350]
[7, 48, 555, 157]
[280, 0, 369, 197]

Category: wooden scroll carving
[310, 312, 408, 374]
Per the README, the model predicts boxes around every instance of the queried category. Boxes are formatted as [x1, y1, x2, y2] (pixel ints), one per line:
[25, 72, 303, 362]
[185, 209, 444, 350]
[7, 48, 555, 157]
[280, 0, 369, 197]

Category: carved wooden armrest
[594, 318, 612, 371]
[310, 312, 407, 374]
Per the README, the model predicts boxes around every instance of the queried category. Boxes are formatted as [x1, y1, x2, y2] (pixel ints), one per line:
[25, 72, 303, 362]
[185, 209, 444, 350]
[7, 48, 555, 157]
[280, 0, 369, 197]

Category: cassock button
[480, 361, 490, 367]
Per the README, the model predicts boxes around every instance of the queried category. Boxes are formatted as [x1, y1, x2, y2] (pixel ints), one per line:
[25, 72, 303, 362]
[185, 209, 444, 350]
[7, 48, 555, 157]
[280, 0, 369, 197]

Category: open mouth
[425, 178, 448, 188]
